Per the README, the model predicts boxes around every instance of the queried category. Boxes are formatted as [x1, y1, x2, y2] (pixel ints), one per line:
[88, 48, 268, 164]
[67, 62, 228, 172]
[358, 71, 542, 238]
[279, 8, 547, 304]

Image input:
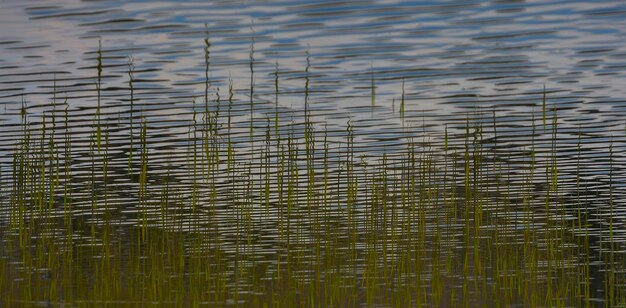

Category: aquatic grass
[542, 84, 547, 131]
[127, 56, 135, 176]
[0, 41, 625, 307]
[249, 33, 255, 147]
[400, 78, 406, 122]
[371, 65, 376, 114]
[95, 40, 103, 153]
[274, 63, 280, 136]
[607, 137, 615, 307]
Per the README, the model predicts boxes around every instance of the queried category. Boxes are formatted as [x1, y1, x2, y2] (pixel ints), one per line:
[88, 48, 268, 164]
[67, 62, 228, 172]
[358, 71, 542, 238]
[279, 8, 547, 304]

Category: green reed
[1, 41, 625, 308]
[127, 56, 135, 176]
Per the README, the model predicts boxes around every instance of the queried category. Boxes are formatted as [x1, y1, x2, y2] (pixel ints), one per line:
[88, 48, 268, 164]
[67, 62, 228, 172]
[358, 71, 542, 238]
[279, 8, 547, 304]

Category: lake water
[1, 0, 625, 306]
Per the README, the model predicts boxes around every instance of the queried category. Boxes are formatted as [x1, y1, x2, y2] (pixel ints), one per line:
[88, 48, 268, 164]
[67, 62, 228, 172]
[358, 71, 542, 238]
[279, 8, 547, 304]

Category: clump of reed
[0, 40, 625, 307]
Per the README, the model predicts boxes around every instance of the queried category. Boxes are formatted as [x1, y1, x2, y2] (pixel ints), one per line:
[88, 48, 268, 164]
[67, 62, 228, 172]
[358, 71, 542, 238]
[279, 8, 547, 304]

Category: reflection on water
[1, 0, 626, 306]
[2, 0, 626, 126]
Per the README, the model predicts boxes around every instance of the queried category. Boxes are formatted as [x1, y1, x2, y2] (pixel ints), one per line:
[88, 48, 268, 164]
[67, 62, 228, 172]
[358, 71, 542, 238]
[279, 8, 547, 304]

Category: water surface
[1, 0, 626, 306]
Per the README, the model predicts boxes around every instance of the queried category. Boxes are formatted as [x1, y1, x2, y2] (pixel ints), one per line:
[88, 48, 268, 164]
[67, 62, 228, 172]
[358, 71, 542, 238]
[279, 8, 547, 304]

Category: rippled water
[2, 0, 626, 124]
[1, 0, 626, 306]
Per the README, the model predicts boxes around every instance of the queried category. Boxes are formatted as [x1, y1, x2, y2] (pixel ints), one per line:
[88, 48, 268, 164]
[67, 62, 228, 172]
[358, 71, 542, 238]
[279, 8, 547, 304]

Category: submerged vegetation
[0, 40, 625, 307]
